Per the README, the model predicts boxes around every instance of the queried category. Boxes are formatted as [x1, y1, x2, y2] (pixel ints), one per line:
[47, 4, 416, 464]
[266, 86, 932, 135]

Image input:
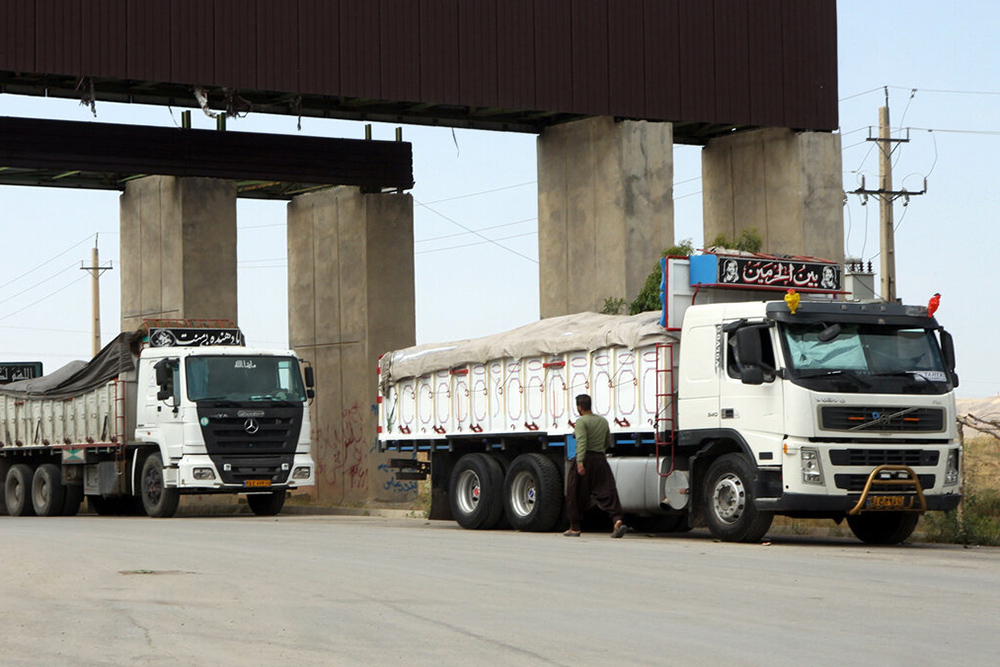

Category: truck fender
[129, 445, 162, 496]
[684, 429, 755, 518]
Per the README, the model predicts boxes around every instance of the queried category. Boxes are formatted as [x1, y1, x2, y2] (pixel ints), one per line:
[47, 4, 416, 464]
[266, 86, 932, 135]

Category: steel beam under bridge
[0, 116, 413, 199]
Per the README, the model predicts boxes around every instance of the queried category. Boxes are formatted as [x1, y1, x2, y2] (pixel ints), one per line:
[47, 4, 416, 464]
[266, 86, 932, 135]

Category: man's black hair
[575, 393, 592, 411]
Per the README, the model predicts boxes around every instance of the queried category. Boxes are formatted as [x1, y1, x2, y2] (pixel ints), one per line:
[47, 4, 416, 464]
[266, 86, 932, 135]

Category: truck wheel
[703, 453, 773, 542]
[141, 453, 180, 518]
[247, 491, 286, 516]
[31, 463, 66, 516]
[449, 453, 504, 530]
[503, 453, 563, 532]
[5, 464, 36, 517]
[62, 485, 84, 516]
[847, 513, 920, 545]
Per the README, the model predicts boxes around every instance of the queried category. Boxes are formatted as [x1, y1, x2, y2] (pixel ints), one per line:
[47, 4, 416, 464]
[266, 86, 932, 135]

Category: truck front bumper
[173, 454, 315, 490]
[756, 492, 961, 513]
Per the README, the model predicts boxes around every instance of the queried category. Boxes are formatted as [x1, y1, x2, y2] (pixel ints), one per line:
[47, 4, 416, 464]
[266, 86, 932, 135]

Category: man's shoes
[611, 520, 629, 538]
[563, 529, 581, 537]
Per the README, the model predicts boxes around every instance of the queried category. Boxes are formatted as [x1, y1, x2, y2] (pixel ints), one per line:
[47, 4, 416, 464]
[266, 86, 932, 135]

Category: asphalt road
[1, 515, 997, 667]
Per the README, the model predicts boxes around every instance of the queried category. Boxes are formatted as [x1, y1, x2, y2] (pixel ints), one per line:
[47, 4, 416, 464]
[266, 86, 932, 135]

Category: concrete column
[119, 176, 238, 331]
[702, 127, 844, 262]
[288, 186, 415, 505]
[537, 117, 674, 317]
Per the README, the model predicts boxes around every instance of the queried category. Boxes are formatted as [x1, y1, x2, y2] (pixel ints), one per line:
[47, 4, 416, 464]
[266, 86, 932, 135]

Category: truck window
[185, 356, 307, 403]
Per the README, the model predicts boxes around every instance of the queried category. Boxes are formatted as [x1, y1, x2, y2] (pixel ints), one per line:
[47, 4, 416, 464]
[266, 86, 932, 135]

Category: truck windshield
[185, 356, 307, 403]
[780, 323, 950, 393]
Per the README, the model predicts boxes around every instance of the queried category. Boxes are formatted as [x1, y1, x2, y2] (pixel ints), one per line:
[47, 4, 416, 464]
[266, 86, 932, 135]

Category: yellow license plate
[865, 495, 912, 510]
[244, 479, 272, 488]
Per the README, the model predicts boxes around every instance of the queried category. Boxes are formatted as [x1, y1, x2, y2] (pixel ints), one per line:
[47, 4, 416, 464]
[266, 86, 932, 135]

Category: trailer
[1, 320, 315, 518]
[377, 254, 962, 544]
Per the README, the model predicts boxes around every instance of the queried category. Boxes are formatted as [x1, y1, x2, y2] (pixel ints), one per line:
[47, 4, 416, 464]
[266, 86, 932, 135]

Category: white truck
[378, 253, 962, 544]
[1, 320, 315, 518]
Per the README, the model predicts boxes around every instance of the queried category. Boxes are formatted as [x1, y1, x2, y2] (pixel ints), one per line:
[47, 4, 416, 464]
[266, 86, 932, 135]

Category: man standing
[564, 393, 629, 538]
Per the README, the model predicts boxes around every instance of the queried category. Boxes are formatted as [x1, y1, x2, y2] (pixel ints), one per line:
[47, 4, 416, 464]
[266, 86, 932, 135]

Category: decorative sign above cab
[148, 328, 245, 348]
[689, 253, 841, 293]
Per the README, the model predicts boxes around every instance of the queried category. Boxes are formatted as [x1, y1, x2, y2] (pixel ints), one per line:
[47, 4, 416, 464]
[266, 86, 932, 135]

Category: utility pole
[80, 235, 113, 357]
[849, 88, 926, 302]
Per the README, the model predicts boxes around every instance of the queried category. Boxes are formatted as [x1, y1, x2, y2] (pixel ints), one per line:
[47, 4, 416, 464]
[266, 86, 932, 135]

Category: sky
[0, 0, 998, 398]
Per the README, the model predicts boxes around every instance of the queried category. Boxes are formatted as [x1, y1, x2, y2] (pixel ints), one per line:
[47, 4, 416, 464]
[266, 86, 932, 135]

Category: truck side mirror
[734, 327, 765, 385]
[304, 366, 315, 388]
[939, 329, 959, 387]
[740, 366, 765, 385]
[154, 359, 171, 387]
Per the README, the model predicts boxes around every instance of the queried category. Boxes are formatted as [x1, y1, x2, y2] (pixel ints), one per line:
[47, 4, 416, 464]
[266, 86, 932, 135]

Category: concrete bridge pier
[287, 186, 416, 505]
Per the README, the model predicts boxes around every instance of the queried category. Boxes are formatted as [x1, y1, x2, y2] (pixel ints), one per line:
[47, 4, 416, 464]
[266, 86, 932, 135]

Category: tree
[627, 239, 695, 315]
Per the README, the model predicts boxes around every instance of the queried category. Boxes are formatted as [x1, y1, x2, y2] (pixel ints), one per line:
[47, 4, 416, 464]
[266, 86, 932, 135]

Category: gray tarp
[380, 311, 674, 388]
[0, 332, 138, 400]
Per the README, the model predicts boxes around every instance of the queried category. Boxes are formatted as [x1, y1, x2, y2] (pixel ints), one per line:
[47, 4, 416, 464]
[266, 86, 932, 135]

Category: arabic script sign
[691, 254, 841, 292]
[148, 328, 245, 348]
[0, 362, 43, 384]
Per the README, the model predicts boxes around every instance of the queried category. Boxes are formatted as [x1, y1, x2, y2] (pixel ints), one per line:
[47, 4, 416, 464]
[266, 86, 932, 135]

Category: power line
[0, 274, 89, 322]
[420, 181, 536, 205]
[416, 217, 536, 244]
[0, 262, 79, 307]
[415, 199, 537, 264]
[415, 231, 537, 256]
[0, 234, 93, 290]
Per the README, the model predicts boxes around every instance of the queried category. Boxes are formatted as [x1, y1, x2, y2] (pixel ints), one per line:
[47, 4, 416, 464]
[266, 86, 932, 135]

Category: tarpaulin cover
[0, 332, 138, 400]
[380, 311, 673, 388]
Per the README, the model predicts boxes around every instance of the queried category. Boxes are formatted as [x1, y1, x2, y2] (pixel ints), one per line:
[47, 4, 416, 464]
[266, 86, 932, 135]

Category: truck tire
[703, 453, 773, 542]
[140, 453, 180, 518]
[503, 453, 563, 532]
[31, 463, 66, 516]
[62, 485, 84, 516]
[449, 453, 505, 530]
[846, 513, 920, 545]
[5, 464, 36, 517]
[247, 491, 286, 516]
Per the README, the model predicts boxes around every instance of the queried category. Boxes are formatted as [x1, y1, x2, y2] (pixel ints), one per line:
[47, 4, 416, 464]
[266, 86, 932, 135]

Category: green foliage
[628, 239, 695, 315]
[601, 297, 627, 315]
[709, 228, 763, 253]
[922, 485, 1000, 546]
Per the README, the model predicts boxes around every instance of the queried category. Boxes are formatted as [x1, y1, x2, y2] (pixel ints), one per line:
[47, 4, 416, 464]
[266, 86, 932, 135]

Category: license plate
[244, 479, 272, 488]
[865, 494, 912, 510]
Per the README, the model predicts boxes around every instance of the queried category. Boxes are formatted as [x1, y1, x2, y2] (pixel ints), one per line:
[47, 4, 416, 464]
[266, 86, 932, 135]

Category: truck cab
[680, 300, 962, 542]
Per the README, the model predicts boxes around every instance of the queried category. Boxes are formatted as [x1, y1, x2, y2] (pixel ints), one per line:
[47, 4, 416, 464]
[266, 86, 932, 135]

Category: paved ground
[2, 515, 998, 666]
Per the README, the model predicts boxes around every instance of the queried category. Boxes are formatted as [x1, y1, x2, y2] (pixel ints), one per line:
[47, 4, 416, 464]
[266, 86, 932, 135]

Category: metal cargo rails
[378, 312, 677, 447]
[0, 380, 124, 450]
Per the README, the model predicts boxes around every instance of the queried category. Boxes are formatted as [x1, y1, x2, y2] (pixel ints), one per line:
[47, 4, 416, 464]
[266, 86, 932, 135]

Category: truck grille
[821, 406, 944, 432]
[197, 406, 303, 485]
[829, 449, 939, 467]
[834, 473, 935, 492]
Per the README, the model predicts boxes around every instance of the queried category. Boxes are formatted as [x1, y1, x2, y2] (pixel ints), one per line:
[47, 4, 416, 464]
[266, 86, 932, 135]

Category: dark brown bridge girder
[0, 116, 413, 199]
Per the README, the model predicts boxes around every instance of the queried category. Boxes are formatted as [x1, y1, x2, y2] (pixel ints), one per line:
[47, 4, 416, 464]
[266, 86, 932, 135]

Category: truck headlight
[945, 449, 960, 486]
[193, 467, 216, 481]
[801, 448, 824, 485]
[292, 466, 312, 480]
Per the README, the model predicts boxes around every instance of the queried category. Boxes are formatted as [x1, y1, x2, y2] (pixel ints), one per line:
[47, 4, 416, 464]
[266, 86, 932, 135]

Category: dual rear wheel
[4, 463, 84, 516]
[449, 452, 563, 532]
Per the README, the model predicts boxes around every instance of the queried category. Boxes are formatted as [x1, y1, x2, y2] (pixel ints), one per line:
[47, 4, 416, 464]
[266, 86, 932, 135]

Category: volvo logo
[244, 418, 260, 435]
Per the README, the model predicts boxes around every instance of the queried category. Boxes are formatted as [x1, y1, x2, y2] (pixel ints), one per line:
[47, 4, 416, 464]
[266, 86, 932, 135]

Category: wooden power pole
[80, 236, 113, 357]
[849, 89, 926, 302]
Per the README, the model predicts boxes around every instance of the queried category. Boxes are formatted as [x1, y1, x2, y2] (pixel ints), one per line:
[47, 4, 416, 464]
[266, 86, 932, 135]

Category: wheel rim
[33, 477, 49, 509]
[145, 465, 163, 505]
[454, 469, 481, 515]
[12, 478, 25, 506]
[508, 471, 537, 518]
[712, 472, 746, 524]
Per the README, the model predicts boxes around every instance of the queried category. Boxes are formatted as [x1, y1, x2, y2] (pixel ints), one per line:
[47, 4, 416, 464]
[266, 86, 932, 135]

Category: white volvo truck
[378, 253, 961, 544]
[1, 320, 315, 518]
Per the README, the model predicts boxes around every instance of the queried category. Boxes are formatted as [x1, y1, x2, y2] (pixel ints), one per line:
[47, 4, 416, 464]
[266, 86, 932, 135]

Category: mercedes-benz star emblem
[244, 418, 260, 435]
